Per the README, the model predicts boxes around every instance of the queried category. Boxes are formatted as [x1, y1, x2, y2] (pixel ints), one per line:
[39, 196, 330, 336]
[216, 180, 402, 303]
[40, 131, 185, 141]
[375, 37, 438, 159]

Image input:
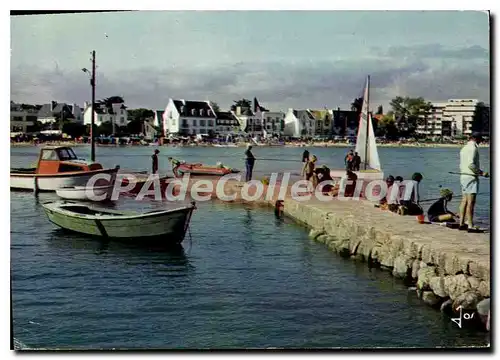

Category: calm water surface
[10, 146, 490, 349]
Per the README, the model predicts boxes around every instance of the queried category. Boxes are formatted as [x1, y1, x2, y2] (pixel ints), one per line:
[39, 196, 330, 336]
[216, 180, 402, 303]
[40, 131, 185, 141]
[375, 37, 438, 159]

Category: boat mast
[364, 75, 370, 170]
[90, 50, 96, 162]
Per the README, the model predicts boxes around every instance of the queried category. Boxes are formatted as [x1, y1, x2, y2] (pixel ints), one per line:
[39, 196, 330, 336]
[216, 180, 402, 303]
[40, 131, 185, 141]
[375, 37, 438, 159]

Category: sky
[10, 10, 490, 112]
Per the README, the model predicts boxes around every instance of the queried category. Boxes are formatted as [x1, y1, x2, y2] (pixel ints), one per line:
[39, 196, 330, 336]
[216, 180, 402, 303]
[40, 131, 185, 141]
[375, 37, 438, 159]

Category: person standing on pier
[244, 144, 256, 182]
[458, 132, 489, 231]
[152, 149, 160, 174]
[302, 155, 317, 182]
[352, 152, 361, 171]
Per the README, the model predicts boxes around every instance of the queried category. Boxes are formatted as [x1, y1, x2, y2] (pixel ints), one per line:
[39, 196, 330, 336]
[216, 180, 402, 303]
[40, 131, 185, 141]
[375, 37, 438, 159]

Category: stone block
[467, 276, 481, 291]
[422, 291, 441, 306]
[444, 274, 471, 300]
[429, 276, 448, 298]
[411, 259, 421, 279]
[452, 291, 481, 311]
[392, 254, 413, 278]
[478, 281, 490, 297]
[417, 266, 436, 290]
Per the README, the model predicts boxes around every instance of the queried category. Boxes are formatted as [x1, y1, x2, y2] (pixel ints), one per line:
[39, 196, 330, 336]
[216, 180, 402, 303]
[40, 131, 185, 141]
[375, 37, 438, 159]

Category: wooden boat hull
[42, 201, 196, 243]
[175, 164, 240, 177]
[10, 167, 119, 191]
[56, 185, 114, 201]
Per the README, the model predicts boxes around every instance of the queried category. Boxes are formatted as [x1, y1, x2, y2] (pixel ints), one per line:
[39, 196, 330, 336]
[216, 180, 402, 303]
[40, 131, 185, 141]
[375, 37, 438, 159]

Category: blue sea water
[10, 146, 490, 349]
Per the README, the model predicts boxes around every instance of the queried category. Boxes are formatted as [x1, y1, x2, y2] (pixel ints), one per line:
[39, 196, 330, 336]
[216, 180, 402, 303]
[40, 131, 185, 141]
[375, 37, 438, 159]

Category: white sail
[366, 113, 381, 170]
[354, 76, 382, 171]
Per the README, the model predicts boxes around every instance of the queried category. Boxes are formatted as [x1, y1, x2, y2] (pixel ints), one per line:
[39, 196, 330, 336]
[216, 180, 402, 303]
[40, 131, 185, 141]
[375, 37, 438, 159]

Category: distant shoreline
[10, 141, 490, 149]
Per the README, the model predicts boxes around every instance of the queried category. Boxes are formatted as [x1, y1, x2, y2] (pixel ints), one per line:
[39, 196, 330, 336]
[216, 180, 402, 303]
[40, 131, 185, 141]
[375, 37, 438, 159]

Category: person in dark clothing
[345, 150, 354, 171]
[314, 165, 334, 193]
[302, 149, 310, 163]
[344, 170, 358, 197]
[152, 149, 160, 174]
[427, 188, 457, 223]
[352, 152, 361, 171]
[244, 144, 255, 182]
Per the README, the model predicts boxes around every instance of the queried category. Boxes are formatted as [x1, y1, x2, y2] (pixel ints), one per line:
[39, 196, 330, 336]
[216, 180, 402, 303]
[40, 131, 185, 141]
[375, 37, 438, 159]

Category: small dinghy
[42, 201, 196, 244]
[56, 185, 114, 201]
[172, 162, 239, 178]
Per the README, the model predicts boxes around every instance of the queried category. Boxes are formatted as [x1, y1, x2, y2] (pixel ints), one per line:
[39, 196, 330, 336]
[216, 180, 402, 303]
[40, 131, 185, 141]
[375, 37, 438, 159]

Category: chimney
[236, 106, 241, 116]
[51, 101, 57, 111]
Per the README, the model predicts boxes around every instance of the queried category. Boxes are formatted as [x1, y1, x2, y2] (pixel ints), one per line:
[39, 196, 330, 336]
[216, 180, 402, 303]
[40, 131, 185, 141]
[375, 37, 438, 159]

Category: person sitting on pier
[398, 172, 424, 216]
[427, 188, 457, 223]
[344, 170, 358, 197]
[314, 165, 334, 194]
[378, 175, 395, 209]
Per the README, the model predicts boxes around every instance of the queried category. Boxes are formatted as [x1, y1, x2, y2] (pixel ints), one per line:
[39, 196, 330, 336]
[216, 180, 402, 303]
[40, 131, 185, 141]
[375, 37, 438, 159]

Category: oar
[448, 171, 489, 178]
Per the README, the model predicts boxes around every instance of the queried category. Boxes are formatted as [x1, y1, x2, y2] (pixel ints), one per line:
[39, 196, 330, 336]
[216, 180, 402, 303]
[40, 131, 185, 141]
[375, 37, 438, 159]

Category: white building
[284, 109, 316, 137]
[37, 101, 83, 125]
[232, 107, 263, 137]
[260, 110, 285, 137]
[215, 111, 241, 136]
[83, 101, 129, 128]
[417, 99, 481, 137]
[416, 102, 447, 137]
[10, 102, 39, 133]
[163, 99, 217, 136]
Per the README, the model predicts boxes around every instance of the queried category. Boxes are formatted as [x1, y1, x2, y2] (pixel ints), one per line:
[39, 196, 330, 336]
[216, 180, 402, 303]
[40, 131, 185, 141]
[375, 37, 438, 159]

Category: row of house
[10, 99, 131, 133]
[11, 97, 490, 138]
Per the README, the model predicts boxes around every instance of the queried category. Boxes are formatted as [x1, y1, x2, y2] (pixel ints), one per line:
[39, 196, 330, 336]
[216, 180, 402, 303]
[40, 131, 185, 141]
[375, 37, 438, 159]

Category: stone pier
[138, 175, 491, 325]
[283, 197, 490, 321]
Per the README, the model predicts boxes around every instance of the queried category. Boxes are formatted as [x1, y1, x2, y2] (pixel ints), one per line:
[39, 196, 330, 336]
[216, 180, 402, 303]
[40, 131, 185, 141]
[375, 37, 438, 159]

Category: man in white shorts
[458, 132, 489, 231]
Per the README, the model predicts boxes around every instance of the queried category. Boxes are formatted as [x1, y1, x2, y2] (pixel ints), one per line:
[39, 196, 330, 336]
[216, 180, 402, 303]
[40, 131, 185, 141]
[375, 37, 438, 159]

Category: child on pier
[427, 188, 457, 223]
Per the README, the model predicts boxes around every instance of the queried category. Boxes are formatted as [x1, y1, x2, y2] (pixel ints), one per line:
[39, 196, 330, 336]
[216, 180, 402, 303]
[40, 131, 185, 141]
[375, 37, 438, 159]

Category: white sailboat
[330, 75, 384, 181]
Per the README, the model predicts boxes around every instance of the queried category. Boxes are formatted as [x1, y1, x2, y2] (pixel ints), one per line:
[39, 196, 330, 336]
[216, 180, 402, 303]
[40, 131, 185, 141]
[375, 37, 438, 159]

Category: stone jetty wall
[282, 197, 490, 319]
[154, 176, 490, 326]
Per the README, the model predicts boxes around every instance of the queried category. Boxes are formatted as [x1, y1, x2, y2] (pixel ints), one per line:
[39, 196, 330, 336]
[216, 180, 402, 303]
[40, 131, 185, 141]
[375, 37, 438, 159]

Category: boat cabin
[35, 146, 103, 174]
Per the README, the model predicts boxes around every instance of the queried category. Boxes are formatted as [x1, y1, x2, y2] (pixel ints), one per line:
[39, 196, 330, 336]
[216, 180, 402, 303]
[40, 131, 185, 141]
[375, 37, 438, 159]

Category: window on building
[191, 109, 196, 116]
[201, 129, 207, 134]
[120, 116, 125, 123]
[172, 119, 176, 126]
[207, 110, 212, 116]
[200, 109, 204, 116]
[192, 119, 197, 126]
[182, 119, 188, 128]
[208, 120, 214, 127]
[200, 120, 206, 126]
[12, 116, 23, 122]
